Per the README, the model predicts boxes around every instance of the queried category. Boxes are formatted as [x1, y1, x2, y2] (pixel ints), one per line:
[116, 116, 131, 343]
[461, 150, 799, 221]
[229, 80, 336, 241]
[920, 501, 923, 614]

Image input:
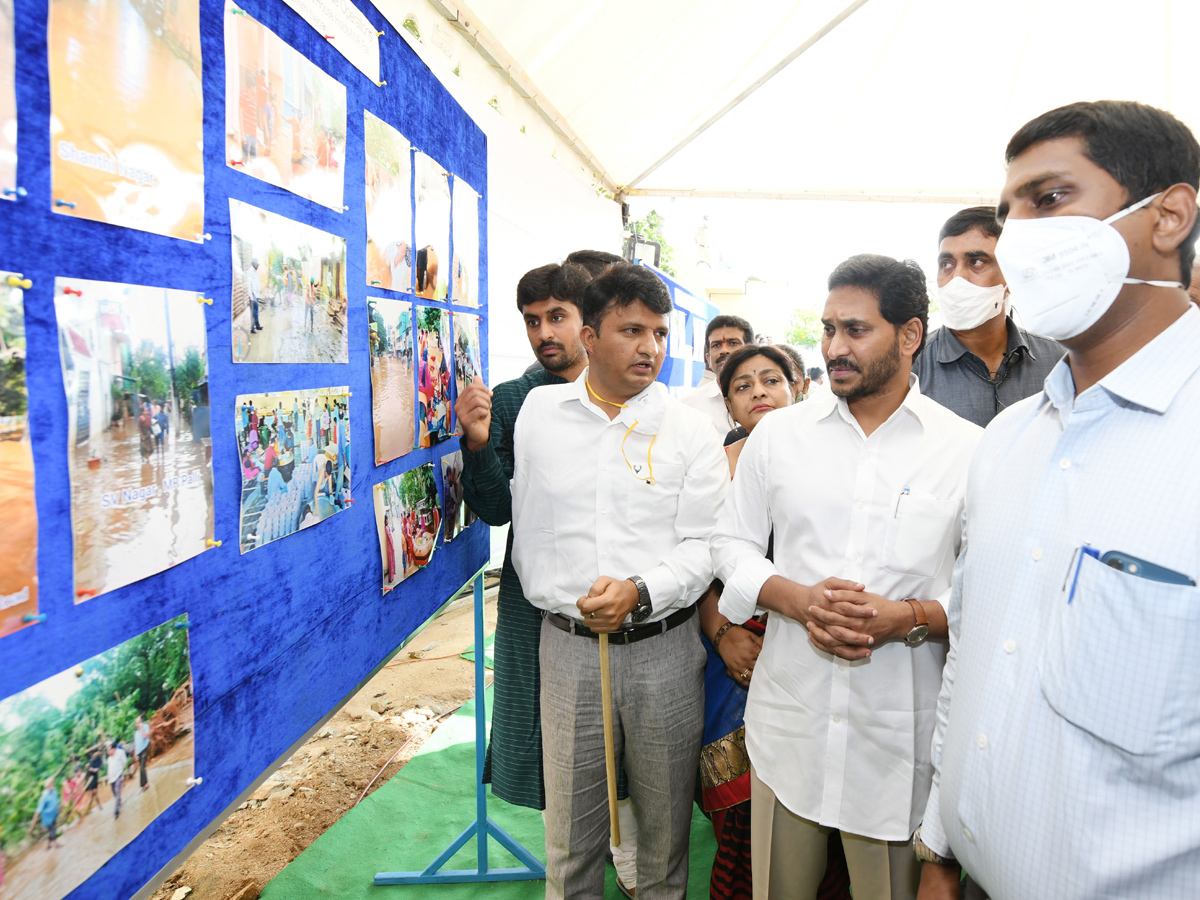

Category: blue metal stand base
[374, 572, 546, 887]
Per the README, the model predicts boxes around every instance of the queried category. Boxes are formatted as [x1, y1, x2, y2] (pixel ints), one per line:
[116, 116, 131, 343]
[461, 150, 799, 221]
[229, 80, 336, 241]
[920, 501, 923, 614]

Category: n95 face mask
[938, 277, 1007, 331]
[994, 193, 1181, 340]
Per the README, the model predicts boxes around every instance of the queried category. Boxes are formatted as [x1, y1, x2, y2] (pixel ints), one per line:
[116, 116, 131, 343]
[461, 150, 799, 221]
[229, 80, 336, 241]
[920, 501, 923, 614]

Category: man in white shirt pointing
[512, 263, 728, 900]
[712, 254, 982, 900]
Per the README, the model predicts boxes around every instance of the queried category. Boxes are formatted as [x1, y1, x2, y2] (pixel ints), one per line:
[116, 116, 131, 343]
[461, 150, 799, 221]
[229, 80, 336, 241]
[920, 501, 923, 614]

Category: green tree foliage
[0, 616, 191, 850]
[172, 346, 205, 400]
[129, 339, 171, 405]
[418, 306, 444, 334]
[785, 305, 825, 347]
[628, 209, 676, 277]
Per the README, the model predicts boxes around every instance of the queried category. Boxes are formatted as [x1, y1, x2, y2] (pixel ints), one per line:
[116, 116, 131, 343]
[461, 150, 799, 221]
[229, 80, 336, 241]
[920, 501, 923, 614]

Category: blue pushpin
[23, 613, 47, 624]
[175, 620, 191, 630]
[3, 186, 27, 199]
[55, 198, 76, 209]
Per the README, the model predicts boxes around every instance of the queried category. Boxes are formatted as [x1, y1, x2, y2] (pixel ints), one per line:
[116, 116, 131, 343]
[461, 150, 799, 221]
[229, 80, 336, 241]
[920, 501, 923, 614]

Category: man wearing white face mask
[913, 207, 1062, 428]
[915, 101, 1200, 900]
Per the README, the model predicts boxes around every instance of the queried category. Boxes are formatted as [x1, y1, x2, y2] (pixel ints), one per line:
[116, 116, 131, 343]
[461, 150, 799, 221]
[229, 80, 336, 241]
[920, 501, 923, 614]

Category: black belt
[544, 604, 695, 645]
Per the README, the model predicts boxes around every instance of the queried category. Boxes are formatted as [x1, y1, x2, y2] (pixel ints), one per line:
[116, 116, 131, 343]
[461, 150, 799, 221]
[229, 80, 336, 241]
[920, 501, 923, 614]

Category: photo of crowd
[451, 312, 480, 435]
[224, 0, 346, 211]
[416, 307, 451, 448]
[374, 462, 440, 593]
[230, 199, 349, 364]
[0, 614, 195, 900]
[0, 274, 36, 637]
[55, 279, 214, 602]
[369, 297, 415, 464]
[364, 110, 413, 293]
[413, 152, 450, 300]
[236, 387, 351, 554]
[48, 0, 204, 240]
[1, 0, 16, 201]
[450, 177, 479, 306]
[440, 450, 475, 544]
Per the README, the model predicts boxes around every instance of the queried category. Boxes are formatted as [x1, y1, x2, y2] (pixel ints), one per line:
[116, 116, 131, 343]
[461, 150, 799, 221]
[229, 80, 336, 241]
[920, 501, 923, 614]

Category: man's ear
[1152, 183, 1199, 273]
[581, 324, 597, 357]
[900, 318, 924, 358]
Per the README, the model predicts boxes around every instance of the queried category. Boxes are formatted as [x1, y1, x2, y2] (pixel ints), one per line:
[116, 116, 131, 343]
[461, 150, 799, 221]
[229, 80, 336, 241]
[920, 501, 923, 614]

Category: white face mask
[938, 277, 1007, 331]
[994, 193, 1181, 340]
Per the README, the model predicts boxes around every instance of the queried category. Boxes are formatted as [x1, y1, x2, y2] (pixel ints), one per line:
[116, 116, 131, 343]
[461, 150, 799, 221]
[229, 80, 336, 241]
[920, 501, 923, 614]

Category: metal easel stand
[375, 571, 546, 885]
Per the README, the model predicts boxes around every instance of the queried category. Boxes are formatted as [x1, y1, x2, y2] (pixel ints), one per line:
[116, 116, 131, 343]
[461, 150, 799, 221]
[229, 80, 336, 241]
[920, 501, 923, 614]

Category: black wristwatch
[628, 576, 652, 624]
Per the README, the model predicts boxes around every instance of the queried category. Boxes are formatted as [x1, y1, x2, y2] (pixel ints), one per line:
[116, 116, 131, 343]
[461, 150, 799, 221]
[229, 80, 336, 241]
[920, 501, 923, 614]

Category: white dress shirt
[712, 376, 982, 841]
[511, 370, 728, 623]
[680, 372, 734, 438]
[923, 305, 1200, 899]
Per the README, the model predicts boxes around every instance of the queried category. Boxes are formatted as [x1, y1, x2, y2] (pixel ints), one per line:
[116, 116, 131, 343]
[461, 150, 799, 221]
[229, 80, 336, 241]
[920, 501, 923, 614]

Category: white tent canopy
[454, 0, 1200, 201]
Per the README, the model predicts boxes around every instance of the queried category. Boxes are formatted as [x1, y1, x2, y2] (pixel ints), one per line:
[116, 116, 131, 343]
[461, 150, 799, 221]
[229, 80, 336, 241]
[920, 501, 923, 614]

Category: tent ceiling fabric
[464, 0, 1200, 199]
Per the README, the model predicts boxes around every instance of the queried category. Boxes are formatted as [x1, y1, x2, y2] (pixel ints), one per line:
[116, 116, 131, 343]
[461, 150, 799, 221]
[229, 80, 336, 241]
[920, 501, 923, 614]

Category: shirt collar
[1043, 305, 1200, 415]
[935, 315, 1033, 364]
[565, 367, 668, 433]
[815, 372, 929, 432]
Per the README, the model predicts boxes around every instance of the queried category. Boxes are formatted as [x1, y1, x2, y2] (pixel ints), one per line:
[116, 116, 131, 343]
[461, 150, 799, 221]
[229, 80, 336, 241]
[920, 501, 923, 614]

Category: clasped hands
[779, 575, 910, 661]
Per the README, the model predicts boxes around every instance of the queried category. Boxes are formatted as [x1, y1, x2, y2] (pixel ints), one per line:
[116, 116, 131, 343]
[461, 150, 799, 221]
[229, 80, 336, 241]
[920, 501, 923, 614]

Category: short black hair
[773, 343, 807, 382]
[939, 206, 1001, 245]
[1006, 100, 1200, 283]
[718, 344, 796, 399]
[579, 263, 672, 332]
[705, 315, 754, 350]
[827, 254, 929, 360]
[807, 366, 823, 380]
[515, 262, 591, 312]
[565, 249, 624, 278]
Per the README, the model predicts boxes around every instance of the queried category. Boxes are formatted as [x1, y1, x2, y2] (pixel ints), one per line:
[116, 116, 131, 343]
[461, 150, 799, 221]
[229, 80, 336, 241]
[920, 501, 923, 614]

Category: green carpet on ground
[262, 685, 717, 899]
[459, 633, 495, 669]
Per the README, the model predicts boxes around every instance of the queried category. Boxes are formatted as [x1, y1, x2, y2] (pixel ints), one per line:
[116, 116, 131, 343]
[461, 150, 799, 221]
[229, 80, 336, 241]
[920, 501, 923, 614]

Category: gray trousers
[540, 614, 706, 900]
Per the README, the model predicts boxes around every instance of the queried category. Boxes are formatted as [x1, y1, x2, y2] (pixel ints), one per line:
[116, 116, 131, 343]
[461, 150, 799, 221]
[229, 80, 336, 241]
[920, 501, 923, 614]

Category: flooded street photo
[369, 296, 414, 463]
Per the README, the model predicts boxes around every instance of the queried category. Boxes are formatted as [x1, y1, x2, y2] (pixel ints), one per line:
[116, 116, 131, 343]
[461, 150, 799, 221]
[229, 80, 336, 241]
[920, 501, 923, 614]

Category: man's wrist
[464, 432, 489, 452]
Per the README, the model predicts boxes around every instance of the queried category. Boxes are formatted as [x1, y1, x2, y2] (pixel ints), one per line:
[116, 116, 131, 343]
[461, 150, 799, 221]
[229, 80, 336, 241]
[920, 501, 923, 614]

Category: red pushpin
[64, 286, 83, 296]
[230, 159, 245, 166]
[76, 588, 97, 598]
[324, 34, 335, 39]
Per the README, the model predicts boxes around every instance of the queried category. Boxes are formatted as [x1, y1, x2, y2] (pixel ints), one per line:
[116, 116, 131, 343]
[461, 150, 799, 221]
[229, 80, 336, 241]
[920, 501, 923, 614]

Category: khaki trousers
[750, 766, 919, 900]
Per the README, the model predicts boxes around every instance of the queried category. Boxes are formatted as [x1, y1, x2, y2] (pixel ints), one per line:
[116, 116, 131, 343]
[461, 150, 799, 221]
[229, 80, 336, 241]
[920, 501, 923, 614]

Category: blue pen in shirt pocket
[1066, 545, 1196, 602]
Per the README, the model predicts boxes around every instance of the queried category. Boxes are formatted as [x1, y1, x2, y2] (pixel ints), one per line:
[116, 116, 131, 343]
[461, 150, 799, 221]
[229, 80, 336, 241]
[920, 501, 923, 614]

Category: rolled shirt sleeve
[711, 424, 777, 623]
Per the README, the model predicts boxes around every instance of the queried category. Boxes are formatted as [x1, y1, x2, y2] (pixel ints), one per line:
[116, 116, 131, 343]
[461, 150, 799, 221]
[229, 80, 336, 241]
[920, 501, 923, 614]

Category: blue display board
[648, 263, 721, 392]
[0, 0, 488, 897]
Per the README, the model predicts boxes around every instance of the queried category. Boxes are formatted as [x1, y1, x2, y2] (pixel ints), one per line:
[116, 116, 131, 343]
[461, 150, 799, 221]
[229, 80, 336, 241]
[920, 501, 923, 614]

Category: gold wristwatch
[912, 826, 956, 866]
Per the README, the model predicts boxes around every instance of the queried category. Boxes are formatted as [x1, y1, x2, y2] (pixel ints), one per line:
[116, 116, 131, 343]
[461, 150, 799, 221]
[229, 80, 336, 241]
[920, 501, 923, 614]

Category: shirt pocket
[623, 459, 685, 530]
[1039, 553, 1200, 756]
[882, 493, 959, 578]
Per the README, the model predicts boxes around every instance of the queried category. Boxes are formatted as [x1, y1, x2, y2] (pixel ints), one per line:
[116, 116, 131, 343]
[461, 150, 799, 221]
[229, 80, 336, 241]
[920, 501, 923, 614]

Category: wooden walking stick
[598, 632, 621, 847]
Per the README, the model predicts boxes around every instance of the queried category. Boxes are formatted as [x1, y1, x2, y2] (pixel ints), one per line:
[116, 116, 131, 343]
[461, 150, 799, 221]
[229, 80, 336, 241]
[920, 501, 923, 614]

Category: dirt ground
[148, 584, 499, 900]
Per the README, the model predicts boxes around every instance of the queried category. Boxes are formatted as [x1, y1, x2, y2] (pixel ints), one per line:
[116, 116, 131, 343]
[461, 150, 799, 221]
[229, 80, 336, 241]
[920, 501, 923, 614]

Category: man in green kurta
[457, 260, 593, 811]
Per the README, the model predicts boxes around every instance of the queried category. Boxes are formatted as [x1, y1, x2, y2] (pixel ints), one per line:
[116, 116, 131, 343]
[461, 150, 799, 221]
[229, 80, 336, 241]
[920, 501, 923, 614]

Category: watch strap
[905, 598, 927, 627]
[912, 826, 956, 866]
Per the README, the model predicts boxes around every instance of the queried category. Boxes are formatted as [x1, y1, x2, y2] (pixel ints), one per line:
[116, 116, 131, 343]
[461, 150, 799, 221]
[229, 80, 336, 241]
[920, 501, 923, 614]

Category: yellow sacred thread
[586, 380, 656, 485]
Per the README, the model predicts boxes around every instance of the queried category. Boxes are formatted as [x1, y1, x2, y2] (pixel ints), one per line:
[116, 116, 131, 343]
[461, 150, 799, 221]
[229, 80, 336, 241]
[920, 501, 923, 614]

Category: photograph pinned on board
[450, 312, 480, 435]
[0, 0, 16, 201]
[54, 278, 214, 603]
[691, 315, 708, 363]
[440, 450, 476, 544]
[230, 199, 349, 364]
[236, 386, 350, 554]
[374, 462, 440, 593]
[413, 152, 450, 300]
[416, 306, 452, 449]
[369, 296, 415, 465]
[365, 111, 413, 293]
[1, 273, 37, 637]
[450, 177, 479, 306]
[48, 0, 204, 239]
[0, 614, 195, 900]
[224, 0, 347, 212]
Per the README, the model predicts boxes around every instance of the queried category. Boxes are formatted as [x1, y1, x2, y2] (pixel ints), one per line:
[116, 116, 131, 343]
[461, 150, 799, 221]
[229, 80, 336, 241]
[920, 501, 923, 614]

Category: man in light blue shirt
[134, 714, 152, 791]
[916, 101, 1200, 900]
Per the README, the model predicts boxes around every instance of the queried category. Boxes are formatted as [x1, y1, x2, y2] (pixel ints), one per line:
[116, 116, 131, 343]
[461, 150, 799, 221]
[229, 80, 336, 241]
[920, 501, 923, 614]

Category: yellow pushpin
[376, 80, 387, 86]
[206, 538, 223, 548]
[198, 297, 213, 305]
[6, 275, 31, 289]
